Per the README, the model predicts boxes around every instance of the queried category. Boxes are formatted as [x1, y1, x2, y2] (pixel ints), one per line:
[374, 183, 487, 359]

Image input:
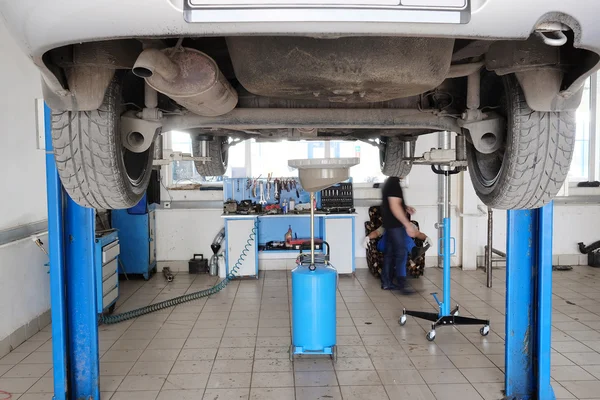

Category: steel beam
[505, 203, 555, 400]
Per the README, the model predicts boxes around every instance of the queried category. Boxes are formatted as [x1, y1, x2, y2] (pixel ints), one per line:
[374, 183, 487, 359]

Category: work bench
[221, 213, 355, 278]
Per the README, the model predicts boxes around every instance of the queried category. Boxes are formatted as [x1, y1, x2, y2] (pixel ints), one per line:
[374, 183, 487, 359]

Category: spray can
[289, 199, 295, 211]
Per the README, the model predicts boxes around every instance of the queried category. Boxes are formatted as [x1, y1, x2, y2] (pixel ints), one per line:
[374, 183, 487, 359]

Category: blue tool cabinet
[111, 194, 157, 280]
[94, 230, 119, 314]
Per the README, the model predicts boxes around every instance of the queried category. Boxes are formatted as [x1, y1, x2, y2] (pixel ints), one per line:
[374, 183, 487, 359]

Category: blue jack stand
[399, 215, 490, 341]
[399, 166, 489, 341]
[44, 105, 101, 400]
[504, 204, 555, 400]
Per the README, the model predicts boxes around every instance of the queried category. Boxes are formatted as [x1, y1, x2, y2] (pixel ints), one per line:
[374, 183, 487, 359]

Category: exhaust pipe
[133, 47, 238, 117]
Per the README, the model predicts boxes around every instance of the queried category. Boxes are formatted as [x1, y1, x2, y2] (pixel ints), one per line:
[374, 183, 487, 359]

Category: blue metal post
[65, 197, 100, 399]
[536, 203, 554, 400]
[44, 105, 68, 400]
[505, 203, 555, 400]
[441, 217, 451, 316]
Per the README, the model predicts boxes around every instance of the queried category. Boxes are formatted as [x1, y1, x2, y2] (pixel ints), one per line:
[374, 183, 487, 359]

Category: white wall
[0, 21, 46, 229]
[0, 20, 49, 346]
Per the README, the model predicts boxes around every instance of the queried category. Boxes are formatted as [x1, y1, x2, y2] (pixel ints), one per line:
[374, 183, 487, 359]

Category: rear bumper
[3, 0, 600, 57]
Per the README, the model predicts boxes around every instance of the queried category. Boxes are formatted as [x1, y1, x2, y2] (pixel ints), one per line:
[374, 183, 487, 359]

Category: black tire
[52, 76, 154, 209]
[467, 74, 575, 209]
[380, 139, 414, 177]
[192, 137, 229, 176]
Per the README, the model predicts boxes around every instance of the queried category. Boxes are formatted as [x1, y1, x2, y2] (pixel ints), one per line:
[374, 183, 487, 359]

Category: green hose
[101, 220, 258, 325]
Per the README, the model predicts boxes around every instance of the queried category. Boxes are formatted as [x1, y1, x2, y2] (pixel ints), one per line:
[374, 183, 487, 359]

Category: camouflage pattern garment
[364, 205, 425, 278]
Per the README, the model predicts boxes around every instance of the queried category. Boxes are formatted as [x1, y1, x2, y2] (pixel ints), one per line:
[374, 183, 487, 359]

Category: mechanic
[380, 176, 419, 293]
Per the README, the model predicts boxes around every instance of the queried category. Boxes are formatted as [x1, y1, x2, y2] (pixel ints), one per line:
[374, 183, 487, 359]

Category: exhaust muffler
[133, 47, 237, 116]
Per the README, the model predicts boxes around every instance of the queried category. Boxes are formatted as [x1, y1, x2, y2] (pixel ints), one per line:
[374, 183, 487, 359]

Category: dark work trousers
[382, 226, 409, 287]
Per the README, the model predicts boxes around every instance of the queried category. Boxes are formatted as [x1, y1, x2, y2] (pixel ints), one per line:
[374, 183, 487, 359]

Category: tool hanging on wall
[259, 181, 267, 205]
[266, 173, 272, 200]
[274, 179, 280, 201]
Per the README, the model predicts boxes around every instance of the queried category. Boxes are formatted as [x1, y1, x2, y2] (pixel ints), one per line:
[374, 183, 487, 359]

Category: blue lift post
[45, 105, 101, 399]
[44, 105, 68, 400]
[505, 203, 555, 400]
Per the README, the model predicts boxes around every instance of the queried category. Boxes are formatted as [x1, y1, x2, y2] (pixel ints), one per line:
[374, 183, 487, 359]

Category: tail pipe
[133, 47, 238, 116]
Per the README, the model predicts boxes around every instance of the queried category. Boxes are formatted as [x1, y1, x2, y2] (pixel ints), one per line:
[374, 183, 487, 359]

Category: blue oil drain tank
[290, 264, 337, 360]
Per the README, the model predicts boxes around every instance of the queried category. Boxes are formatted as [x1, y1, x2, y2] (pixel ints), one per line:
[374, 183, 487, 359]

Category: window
[331, 140, 385, 183]
[570, 77, 592, 182]
[166, 131, 245, 186]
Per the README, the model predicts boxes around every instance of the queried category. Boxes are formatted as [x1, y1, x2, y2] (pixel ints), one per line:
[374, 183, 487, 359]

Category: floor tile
[111, 391, 159, 400]
[448, 354, 496, 369]
[552, 365, 597, 381]
[460, 367, 504, 383]
[202, 388, 249, 400]
[252, 358, 292, 372]
[162, 373, 209, 390]
[295, 386, 342, 400]
[472, 382, 505, 400]
[419, 368, 468, 384]
[378, 369, 425, 385]
[385, 384, 436, 400]
[294, 371, 338, 387]
[333, 357, 374, 371]
[171, 360, 213, 374]
[0, 377, 38, 393]
[429, 383, 484, 400]
[251, 372, 294, 387]
[207, 372, 252, 389]
[410, 355, 455, 370]
[156, 389, 205, 400]
[336, 370, 382, 386]
[340, 385, 389, 400]
[249, 387, 294, 400]
[129, 361, 175, 376]
[562, 380, 600, 399]
[118, 375, 166, 391]
[2, 364, 51, 378]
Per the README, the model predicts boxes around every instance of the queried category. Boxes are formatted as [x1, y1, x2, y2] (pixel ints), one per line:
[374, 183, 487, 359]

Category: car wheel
[52, 75, 154, 209]
[380, 138, 415, 178]
[467, 74, 576, 209]
[192, 136, 229, 176]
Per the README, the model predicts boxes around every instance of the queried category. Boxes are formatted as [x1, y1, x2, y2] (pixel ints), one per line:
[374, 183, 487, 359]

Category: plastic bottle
[285, 225, 293, 246]
[282, 199, 288, 214]
[289, 198, 295, 211]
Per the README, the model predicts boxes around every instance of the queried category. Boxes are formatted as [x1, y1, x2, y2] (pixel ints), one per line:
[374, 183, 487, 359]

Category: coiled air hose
[101, 220, 258, 325]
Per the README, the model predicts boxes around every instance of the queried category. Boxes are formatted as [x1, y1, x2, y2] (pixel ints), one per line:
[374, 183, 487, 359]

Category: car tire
[380, 139, 415, 177]
[52, 75, 154, 209]
[192, 136, 229, 176]
[467, 74, 576, 209]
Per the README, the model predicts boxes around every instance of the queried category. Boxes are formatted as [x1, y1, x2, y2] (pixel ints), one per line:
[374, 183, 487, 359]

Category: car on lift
[1, 1, 597, 210]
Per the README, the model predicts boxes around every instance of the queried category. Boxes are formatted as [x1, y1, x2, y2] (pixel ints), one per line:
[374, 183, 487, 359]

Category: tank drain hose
[101, 220, 258, 325]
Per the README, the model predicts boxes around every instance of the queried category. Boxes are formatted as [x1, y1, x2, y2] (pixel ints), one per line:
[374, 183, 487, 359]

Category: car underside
[37, 27, 598, 210]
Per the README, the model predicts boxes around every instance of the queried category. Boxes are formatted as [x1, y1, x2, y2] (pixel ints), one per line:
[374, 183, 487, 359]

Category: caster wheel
[331, 345, 337, 363]
[426, 330, 436, 342]
[480, 325, 490, 336]
[289, 345, 294, 362]
[107, 304, 116, 315]
[399, 315, 407, 326]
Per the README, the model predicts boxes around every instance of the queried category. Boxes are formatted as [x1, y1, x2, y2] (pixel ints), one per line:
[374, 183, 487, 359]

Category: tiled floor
[4, 265, 600, 399]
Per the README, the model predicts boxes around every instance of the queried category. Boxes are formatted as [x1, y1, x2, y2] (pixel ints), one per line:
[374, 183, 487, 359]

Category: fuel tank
[227, 36, 454, 103]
